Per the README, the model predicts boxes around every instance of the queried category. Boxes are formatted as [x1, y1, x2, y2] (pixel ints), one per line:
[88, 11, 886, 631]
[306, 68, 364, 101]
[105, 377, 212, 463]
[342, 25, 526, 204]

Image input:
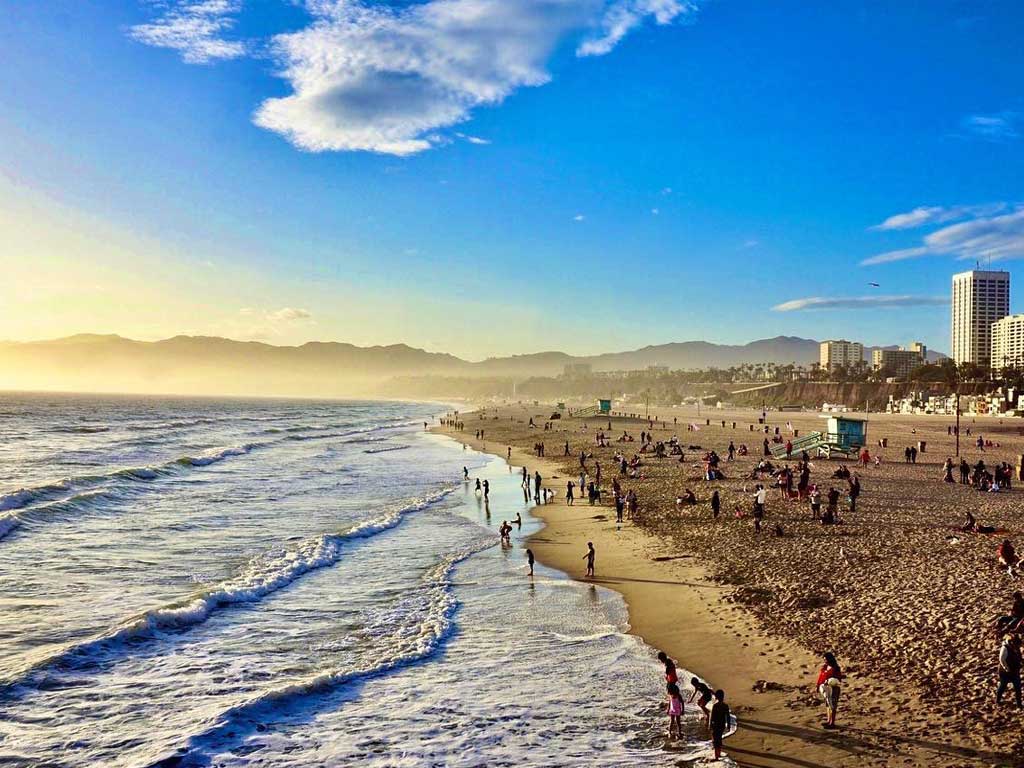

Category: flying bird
[868, 282, 880, 287]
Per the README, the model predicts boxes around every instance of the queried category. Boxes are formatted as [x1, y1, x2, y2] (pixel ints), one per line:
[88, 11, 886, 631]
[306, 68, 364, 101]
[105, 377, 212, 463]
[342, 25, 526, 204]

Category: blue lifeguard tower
[769, 414, 868, 460]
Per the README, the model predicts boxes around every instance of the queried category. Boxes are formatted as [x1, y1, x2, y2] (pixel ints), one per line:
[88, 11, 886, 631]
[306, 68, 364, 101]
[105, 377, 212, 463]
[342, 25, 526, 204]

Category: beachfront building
[991, 314, 1024, 371]
[819, 340, 864, 371]
[951, 270, 1010, 367]
[871, 346, 926, 380]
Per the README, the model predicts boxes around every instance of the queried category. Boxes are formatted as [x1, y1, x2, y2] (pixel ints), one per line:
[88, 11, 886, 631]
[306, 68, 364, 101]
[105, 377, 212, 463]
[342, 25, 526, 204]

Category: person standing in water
[463, 466, 469, 481]
[689, 677, 714, 720]
[657, 651, 678, 685]
[482, 479, 490, 500]
[475, 478, 482, 494]
[583, 542, 595, 577]
[816, 652, 844, 728]
[526, 548, 535, 576]
[709, 690, 730, 760]
[666, 683, 684, 740]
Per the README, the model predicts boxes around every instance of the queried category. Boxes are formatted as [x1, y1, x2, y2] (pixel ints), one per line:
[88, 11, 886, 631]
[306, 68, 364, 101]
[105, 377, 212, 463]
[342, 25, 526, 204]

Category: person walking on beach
[566, 480, 575, 505]
[666, 683, 685, 740]
[848, 474, 861, 513]
[463, 466, 469, 481]
[526, 548, 535, 577]
[752, 485, 766, 533]
[534, 471, 542, 500]
[809, 485, 821, 520]
[816, 652, 844, 728]
[711, 489, 721, 518]
[996, 634, 1022, 708]
[583, 542, 595, 577]
[709, 690, 730, 760]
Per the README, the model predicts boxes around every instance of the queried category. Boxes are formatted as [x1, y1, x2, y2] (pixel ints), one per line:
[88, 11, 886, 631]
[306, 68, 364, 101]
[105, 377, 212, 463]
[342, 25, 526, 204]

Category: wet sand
[435, 404, 1024, 767]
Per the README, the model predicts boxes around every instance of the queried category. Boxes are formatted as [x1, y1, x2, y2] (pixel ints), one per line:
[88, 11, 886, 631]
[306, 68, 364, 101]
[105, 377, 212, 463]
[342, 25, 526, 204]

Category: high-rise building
[990, 315, 1024, 370]
[819, 340, 864, 371]
[951, 270, 1010, 366]
[909, 341, 927, 360]
[872, 347, 926, 380]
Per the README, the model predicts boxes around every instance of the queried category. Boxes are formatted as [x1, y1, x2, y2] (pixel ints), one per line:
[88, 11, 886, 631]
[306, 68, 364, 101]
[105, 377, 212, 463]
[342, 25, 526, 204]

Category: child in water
[666, 683, 685, 739]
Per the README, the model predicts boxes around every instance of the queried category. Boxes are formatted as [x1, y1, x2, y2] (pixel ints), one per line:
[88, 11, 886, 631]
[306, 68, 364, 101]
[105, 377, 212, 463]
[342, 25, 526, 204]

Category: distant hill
[0, 334, 947, 397]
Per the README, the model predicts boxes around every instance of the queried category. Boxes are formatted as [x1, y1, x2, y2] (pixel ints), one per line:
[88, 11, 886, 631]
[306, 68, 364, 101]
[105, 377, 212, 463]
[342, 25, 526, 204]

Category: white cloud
[129, 0, 246, 64]
[577, 0, 696, 57]
[924, 207, 1024, 262]
[573, 214, 586, 221]
[961, 112, 1020, 142]
[863, 204, 1024, 265]
[456, 132, 491, 145]
[870, 203, 1007, 231]
[859, 246, 930, 266]
[651, 208, 659, 215]
[132, 0, 700, 155]
[267, 307, 313, 322]
[772, 295, 946, 312]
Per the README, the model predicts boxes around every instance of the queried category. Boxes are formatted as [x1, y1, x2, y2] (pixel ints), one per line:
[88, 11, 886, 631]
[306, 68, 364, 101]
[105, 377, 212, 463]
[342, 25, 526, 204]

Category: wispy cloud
[870, 203, 1008, 231]
[267, 307, 313, 322]
[863, 204, 1024, 265]
[961, 111, 1020, 142]
[132, 0, 701, 155]
[455, 132, 491, 145]
[573, 214, 586, 222]
[577, 0, 697, 57]
[859, 246, 931, 266]
[129, 0, 246, 64]
[772, 295, 946, 312]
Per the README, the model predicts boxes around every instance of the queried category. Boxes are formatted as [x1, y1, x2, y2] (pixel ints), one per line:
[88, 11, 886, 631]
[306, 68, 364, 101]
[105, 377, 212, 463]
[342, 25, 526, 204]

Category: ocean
[0, 394, 725, 766]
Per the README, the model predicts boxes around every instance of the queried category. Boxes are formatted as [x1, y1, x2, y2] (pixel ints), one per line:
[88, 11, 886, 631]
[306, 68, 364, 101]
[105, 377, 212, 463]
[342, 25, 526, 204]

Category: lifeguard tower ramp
[769, 415, 867, 460]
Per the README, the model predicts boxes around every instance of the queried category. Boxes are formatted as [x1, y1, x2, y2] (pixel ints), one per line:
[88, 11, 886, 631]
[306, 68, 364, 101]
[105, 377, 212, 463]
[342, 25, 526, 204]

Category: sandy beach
[435, 404, 1024, 768]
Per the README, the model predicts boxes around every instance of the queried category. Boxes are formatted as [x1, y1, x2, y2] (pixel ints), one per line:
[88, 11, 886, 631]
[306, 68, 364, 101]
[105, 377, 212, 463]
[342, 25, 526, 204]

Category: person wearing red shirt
[815, 652, 844, 728]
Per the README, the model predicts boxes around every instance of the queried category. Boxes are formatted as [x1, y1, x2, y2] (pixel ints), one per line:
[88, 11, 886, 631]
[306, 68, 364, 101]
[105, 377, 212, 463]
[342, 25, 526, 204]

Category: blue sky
[2, 0, 1023, 359]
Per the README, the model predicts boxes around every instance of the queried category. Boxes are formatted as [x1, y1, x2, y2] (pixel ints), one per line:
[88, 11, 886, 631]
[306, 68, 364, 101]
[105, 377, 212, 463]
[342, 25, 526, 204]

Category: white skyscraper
[951, 270, 1010, 366]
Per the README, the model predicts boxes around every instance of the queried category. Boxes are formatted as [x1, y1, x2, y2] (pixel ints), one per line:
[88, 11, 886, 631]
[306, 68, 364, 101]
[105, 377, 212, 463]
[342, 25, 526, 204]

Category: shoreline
[433, 406, 1023, 768]
[437, 429, 838, 768]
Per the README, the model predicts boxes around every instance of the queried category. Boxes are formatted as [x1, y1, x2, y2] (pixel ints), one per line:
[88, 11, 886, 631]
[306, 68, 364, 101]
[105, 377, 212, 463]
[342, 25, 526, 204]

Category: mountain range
[0, 334, 946, 396]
